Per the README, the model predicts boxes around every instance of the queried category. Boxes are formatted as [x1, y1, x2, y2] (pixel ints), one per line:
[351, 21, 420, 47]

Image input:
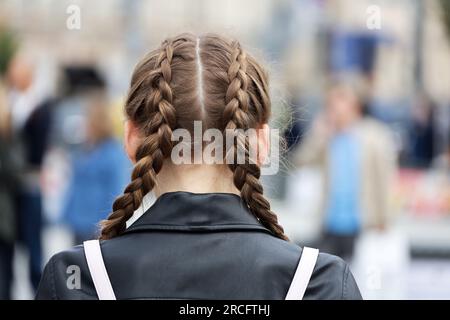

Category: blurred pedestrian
[62, 93, 129, 244]
[6, 54, 54, 291]
[0, 81, 20, 300]
[294, 77, 397, 261]
[408, 92, 436, 168]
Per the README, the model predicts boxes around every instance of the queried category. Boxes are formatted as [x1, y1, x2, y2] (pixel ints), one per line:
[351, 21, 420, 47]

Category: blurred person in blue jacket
[63, 93, 129, 244]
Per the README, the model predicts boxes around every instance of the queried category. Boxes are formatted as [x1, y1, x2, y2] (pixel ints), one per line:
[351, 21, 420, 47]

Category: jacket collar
[123, 191, 272, 235]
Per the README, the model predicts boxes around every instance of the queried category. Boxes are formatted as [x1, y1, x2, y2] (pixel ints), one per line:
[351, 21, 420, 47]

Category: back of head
[100, 33, 288, 241]
[325, 73, 371, 129]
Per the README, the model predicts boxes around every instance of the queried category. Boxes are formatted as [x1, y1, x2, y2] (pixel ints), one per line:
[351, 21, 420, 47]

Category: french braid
[223, 41, 288, 241]
[100, 40, 177, 239]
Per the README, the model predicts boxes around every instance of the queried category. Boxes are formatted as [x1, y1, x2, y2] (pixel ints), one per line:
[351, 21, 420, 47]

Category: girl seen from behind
[36, 33, 361, 300]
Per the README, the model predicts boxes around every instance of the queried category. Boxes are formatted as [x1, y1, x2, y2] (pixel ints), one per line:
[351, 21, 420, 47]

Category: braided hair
[100, 33, 288, 241]
[221, 41, 287, 240]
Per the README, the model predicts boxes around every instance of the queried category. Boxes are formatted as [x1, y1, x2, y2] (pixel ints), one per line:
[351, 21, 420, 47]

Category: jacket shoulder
[307, 252, 362, 300]
[35, 245, 97, 300]
[253, 236, 362, 300]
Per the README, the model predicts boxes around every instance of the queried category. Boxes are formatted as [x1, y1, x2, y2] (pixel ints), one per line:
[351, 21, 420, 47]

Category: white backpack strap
[83, 240, 116, 300]
[285, 247, 319, 300]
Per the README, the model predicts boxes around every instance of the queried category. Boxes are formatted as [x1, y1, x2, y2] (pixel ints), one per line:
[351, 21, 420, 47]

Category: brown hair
[100, 33, 288, 241]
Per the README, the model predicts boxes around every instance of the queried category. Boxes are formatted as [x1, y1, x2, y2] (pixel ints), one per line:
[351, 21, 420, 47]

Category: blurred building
[0, 0, 449, 299]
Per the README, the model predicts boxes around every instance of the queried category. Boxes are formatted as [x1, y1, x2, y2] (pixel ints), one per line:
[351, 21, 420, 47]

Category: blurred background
[0, 0, 449, 299]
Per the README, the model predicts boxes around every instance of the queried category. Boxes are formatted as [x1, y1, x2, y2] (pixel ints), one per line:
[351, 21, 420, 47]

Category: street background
[0, 0, 450, 299]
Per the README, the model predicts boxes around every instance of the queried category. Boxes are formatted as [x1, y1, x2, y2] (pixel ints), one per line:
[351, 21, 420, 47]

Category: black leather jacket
[36, 192, 362, 300]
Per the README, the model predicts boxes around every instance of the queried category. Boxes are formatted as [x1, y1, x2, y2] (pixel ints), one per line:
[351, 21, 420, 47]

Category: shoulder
[31, 98, 55, 121]
[248, 233, 303, 265]
[306, 252, 362, 300]
[360, 118, 392, 140]
[252, 236, 362, 300]
[35, 245, 97, 300]
[48, 245, 87, 266]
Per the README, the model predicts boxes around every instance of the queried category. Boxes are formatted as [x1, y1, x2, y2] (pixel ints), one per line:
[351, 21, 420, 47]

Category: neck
[154, 162, 239, 197]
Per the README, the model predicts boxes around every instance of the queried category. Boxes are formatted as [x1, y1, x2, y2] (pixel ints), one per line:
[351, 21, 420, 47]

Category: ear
[124, 120, 141, 163]
[257, 124, 270, 166]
